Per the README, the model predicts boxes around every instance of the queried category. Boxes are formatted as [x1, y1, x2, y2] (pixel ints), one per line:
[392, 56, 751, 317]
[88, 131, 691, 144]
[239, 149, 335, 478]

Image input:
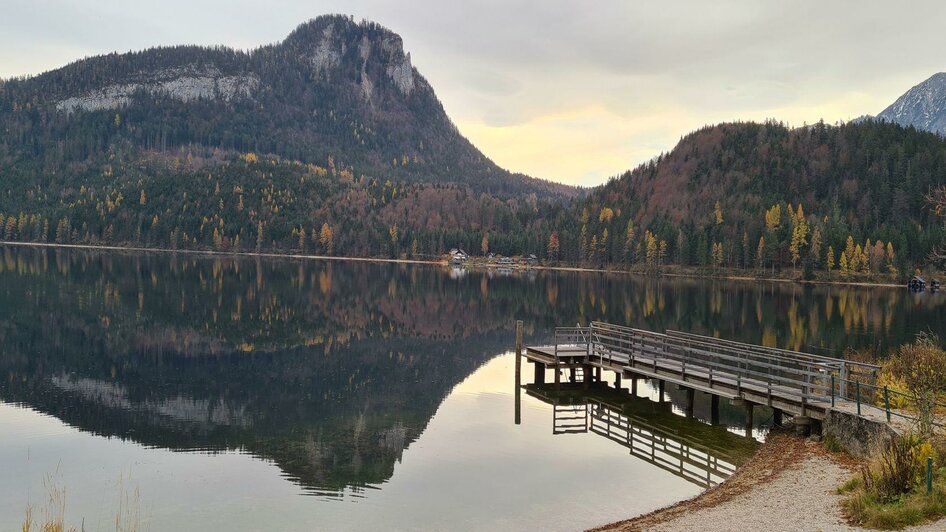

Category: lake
[1, 246, 944, 531]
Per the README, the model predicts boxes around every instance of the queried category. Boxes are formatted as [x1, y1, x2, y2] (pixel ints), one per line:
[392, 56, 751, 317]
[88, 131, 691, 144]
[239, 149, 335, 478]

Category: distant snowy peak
[874, 72, 946, 135]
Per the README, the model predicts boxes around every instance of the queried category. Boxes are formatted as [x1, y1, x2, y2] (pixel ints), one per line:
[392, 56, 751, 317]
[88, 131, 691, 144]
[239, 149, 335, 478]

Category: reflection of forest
[0, 246, 944, 494]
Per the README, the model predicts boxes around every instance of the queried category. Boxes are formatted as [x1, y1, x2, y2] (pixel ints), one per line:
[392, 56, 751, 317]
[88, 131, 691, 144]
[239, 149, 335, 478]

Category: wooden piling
[710, 395, 720, 425]
[631, 376, 638, 396]
[773, 408, 783, 427]
[515, 320, 523, 381]
[515, 320, 523, 425]
[745, 402, 754, 435]
[658, 380, 665, 403]
[685, 388, 695, 418]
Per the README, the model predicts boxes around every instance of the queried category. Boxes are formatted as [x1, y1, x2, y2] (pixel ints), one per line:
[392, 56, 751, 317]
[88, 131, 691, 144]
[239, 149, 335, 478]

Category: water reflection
[1, 245, 945, 500]
[521, 382, 760, 489]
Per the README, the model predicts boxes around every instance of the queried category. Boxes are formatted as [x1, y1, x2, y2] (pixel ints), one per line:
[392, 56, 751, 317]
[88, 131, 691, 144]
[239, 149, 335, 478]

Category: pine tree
[826, 246, 835, 272]
[756, 236, 765, 269]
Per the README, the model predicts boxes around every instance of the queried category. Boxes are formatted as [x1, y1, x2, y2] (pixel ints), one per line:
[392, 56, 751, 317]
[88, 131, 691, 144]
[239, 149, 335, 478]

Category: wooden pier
[519, 321, 886, 433]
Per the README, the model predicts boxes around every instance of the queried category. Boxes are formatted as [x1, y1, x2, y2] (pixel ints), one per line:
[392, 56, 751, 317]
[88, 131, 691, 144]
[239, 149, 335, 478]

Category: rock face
[874, 72, 946, 135]
[56, 69, 259, 113]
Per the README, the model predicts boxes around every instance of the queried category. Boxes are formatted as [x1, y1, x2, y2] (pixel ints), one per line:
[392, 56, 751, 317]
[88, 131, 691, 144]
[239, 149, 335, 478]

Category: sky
[3, 1, 946, 187]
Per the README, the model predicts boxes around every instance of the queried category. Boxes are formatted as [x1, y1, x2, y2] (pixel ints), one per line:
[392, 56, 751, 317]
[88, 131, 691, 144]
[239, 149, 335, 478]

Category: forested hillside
[560, 120, 946, 277]
[0, 15, 574, 258]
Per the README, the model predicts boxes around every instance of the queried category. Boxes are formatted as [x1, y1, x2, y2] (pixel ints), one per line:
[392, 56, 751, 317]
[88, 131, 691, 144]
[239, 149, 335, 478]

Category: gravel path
[594, 431, 943, 532]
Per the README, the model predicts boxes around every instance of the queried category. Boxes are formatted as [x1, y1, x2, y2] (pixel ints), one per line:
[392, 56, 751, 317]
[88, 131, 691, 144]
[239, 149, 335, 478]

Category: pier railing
[546, 321, 886, 408]
[588, 321, 840, 404]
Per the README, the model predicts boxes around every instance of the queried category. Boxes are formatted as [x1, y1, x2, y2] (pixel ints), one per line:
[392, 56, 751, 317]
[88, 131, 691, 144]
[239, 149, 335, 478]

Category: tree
[810, 226, 823, 267]
[756, 236, 765, 269]
[481, 234, 489, 255]
[598, 207, 614, 223]
[839, 251, 849, 277]
[742, 231, 750, 269]
[319, 223, 335, 255]
[547, 232, 560, 261]
[714, 201, 724, 225]
[579, 224, 589, 263]
[764, 204, 781, 231]
[826, 246, 835, 272]
[139, 190, 146, 206]
[645, 231, 658, 266]
[789, 204, 809, 269]
[712, 242, 724, 268]
[623, 220, 636, 263]
[256, 222, 264, 253]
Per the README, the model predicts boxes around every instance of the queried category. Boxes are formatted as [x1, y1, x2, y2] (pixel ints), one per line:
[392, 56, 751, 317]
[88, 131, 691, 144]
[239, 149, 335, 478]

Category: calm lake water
[1, 246, 945, 531]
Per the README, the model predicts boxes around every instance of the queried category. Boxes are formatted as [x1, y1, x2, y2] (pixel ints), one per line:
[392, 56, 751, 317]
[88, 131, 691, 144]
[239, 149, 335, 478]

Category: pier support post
[533, 362, 545, 385]
[744, 403, 754, 435]
[658, 380, 665, 403]
[773, 408, 783, 427]
[555, 364, 561, 390]
[631, 377, 638, 396]
[569, 367, 576, 382]
[685, 388, 695, 418]
[583, 364, 591, 389]
[615, 374, 622, 389]
[794, 416, 811, 437]
[595, 366, 602, 383]
[515, 320, 523, 425]
[710, 395, 720, 425]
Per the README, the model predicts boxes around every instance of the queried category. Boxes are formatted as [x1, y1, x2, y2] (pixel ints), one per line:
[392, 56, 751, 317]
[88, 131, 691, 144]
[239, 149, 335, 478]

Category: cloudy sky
[3, 1, 945, 186]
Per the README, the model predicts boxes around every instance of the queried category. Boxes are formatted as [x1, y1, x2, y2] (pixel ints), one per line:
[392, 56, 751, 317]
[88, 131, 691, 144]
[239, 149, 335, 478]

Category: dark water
[0, 246, 944, 531]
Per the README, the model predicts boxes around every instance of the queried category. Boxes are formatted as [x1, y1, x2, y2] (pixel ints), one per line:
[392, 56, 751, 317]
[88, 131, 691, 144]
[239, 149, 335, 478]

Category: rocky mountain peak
[285, 15, 416, 96]
[874, 72, 946, 135]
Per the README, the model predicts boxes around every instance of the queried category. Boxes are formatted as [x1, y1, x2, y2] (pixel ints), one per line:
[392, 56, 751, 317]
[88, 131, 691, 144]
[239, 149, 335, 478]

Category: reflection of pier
[523, 384, 757, 489]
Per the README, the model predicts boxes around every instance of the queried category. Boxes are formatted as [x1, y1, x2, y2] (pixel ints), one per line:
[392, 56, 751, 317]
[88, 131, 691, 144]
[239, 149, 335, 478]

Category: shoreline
[592, 430, 942, 532]
[0, 240, 910, 289]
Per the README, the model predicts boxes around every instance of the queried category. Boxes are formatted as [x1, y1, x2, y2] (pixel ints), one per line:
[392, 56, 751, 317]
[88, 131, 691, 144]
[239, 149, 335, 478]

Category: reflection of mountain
[0, 246, 944, 494]
[0, 247, 546, 494]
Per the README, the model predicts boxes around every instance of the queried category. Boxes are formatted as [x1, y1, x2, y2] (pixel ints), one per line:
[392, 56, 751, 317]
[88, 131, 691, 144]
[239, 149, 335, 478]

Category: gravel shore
[593, 431, 943, 532]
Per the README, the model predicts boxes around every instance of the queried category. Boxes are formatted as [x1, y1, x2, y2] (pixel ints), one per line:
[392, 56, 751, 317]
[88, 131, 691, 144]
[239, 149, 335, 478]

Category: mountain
[559, 120, 946, 274]
[1, 15, 571, 198]
[873, 73, 946, 135]
[0, 15, 574, 258]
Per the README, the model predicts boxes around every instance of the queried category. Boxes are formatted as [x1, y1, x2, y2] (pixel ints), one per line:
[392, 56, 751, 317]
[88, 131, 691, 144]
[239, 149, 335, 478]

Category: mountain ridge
[0, 15, 575, 199]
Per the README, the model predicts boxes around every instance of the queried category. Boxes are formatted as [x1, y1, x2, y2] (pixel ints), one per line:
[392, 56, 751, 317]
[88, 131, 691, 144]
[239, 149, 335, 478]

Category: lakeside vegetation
[838, 336, 946, 529]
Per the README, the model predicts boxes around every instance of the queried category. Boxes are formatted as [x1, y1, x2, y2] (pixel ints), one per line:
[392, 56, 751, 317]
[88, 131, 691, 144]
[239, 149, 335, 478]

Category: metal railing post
[884, 386, 891, 423]
[831, 373, 834, 408]
[856, 380, 861, 416]
[840, 362, 848, 399]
